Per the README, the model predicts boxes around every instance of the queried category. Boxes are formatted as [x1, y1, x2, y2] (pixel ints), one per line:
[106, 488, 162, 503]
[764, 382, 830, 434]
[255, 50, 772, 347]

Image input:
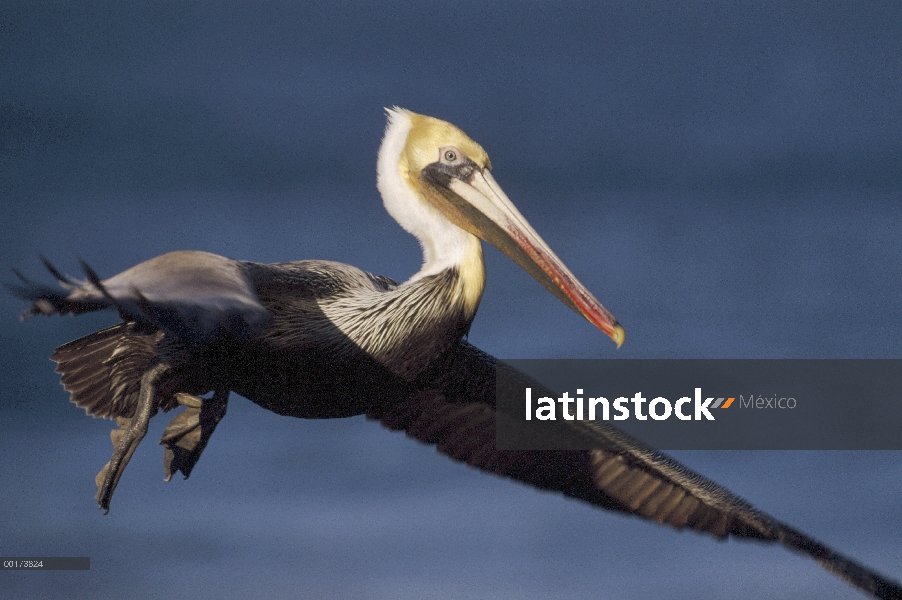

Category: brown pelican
[11, 107, 623, 508]
[10, 109, 901, 599]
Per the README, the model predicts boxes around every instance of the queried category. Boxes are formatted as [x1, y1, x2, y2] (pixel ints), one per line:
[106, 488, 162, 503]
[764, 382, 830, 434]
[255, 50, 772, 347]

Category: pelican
[10, 109, 901, 599]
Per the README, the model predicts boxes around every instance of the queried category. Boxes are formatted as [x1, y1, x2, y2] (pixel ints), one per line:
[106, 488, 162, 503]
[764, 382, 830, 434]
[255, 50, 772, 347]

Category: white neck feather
[376, 109, 479, 283]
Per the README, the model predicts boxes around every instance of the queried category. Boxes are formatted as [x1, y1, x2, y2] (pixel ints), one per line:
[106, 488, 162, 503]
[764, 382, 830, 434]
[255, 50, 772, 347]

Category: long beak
[416, 169, 624, 347]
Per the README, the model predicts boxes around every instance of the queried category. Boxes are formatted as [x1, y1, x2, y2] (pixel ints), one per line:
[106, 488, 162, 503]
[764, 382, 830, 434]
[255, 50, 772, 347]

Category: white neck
[376, 109, 479, 282]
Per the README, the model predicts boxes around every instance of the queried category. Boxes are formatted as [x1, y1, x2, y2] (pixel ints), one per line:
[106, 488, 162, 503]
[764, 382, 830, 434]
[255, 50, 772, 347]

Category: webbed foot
[160, 388, 229, 481]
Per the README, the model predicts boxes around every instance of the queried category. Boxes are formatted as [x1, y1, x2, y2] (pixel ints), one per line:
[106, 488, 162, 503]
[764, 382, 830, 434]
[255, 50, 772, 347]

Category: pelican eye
[425, 145, 478, 184]
[440, 147, 461, 164]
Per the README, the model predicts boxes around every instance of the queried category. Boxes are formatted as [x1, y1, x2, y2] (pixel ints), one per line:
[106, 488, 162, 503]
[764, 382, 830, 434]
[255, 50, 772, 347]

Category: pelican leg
[160, 387, 229, 481]
[95, 361, 169, 513]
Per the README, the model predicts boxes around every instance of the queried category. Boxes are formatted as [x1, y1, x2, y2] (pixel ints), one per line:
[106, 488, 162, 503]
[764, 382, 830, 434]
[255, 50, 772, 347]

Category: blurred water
[2, 2, 901, 598]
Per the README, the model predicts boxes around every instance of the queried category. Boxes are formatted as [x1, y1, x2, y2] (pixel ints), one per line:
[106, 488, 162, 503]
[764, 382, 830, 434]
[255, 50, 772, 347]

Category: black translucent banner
[0, 557, 90, 570]
[495, 359, 902, 450]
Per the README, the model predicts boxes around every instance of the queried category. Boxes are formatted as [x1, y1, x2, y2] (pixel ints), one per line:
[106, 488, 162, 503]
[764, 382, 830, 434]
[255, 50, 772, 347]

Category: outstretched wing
[10, 251, 271, 343]
[367, 341, 902, 600]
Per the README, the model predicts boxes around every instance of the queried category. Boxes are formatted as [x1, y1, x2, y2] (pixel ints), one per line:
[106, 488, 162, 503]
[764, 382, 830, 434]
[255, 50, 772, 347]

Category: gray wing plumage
[11, 251, 271, 343]
[368, 341, 902, 600]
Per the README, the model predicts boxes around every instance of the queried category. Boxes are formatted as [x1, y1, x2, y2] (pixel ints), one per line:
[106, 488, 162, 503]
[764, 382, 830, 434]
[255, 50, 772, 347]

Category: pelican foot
[95, 361, 168, 513]
[160, 388, 229, 481]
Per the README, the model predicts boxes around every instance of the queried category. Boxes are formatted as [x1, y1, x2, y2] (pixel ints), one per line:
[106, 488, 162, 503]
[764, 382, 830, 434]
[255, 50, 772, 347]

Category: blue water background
[2, 2, 901, 598]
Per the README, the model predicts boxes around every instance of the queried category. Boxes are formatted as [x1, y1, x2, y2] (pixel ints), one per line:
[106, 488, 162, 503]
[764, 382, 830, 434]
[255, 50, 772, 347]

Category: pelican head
[377, 107, 624, 347]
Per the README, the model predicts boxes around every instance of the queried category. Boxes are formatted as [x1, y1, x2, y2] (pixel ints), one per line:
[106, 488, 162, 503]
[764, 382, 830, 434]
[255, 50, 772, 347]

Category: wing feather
[367, 341, 901, 598]
[11, 251, 271, 343]
[52, 323, 162, 418]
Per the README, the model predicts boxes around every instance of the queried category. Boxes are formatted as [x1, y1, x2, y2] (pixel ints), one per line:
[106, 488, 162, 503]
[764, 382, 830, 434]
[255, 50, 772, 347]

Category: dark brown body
[14, 255, 902, 599]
